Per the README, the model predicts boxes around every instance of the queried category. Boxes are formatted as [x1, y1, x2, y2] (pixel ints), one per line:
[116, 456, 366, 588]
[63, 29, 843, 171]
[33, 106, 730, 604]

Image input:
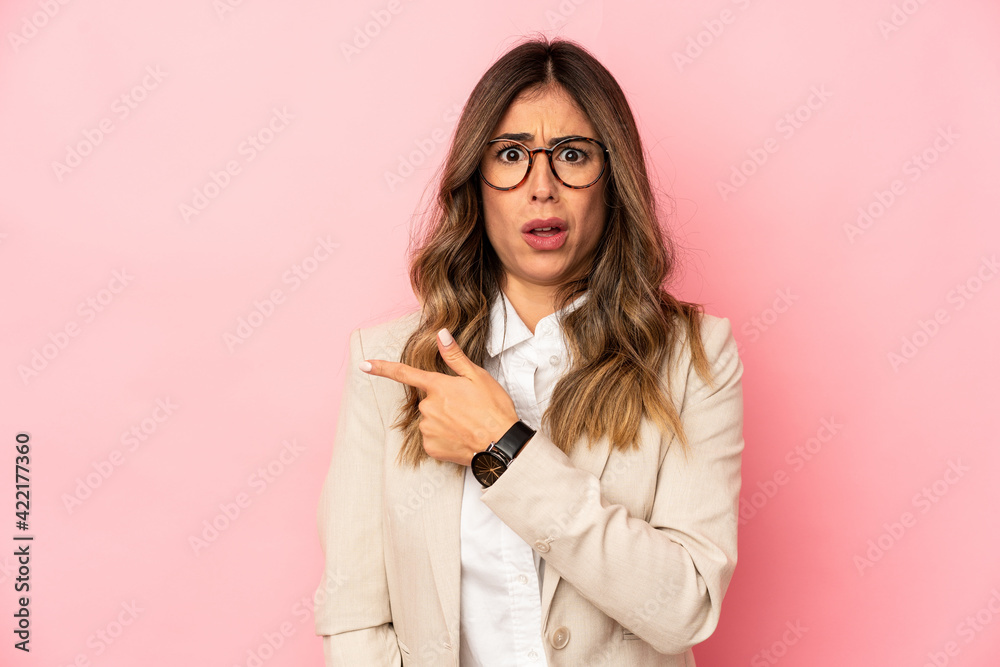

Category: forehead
[491, 85, 597, 139]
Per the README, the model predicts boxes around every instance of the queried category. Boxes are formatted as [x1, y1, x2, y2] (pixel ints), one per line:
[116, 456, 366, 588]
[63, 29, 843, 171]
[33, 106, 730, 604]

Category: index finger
[361, 358, 436, 392]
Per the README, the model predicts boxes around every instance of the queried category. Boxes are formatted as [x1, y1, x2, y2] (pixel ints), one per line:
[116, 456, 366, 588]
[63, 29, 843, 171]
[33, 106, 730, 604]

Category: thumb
[436, 328, 477, 377]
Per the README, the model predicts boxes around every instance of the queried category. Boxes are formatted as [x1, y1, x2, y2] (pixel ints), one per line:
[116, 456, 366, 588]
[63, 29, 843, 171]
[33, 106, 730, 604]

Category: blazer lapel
[421, 460, 465, 644]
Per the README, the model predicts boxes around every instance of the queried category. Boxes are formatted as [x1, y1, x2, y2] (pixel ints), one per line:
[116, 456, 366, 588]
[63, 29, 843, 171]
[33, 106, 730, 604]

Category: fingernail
[359, 360, 372, 372]
[438, 328, 454, 347]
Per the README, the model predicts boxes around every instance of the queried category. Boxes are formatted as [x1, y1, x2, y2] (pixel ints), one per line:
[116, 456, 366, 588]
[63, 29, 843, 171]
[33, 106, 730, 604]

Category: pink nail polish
[438, 328, 454, 346]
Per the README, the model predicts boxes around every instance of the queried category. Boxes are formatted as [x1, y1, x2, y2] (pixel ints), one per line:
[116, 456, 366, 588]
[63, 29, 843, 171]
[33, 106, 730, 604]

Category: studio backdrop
[1, 0, 998, 665]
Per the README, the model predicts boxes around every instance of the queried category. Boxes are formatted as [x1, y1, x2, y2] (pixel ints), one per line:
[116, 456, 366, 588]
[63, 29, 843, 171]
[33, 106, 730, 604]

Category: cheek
[482, 193, 514, 245]
[480, 190, 495, 237]
[576, 191, 608, 246]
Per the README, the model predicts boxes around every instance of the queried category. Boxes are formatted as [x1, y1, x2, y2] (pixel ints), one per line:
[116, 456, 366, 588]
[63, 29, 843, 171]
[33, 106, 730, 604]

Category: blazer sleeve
[315, 328, 402, 666]
[480, 317, 744, 655]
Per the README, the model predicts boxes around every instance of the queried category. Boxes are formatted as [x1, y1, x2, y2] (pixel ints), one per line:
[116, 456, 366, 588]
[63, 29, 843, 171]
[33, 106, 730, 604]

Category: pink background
[2, 0, 999, 665]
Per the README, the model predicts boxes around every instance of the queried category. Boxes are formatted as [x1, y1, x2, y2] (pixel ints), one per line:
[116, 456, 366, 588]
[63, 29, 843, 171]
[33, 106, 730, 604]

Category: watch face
[471, 451, 506, 487]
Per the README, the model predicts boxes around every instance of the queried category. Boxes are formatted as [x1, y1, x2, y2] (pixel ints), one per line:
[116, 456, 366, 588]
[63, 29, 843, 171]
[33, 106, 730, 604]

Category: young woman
[315, 37, 745, 666]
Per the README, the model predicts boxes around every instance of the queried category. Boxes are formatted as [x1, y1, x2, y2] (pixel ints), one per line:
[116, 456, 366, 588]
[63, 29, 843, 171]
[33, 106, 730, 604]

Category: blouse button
[549, 354, 561, 366]
[518, 573, 529, 585]
[550, 626, 571, 649]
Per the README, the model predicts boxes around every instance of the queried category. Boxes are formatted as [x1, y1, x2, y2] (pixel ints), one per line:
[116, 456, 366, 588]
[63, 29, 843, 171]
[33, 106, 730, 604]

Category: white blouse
[459, 289, 587, 667]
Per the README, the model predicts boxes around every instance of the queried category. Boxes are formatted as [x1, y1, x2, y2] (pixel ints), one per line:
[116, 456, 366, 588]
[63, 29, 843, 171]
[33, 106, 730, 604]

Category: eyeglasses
[478, 136, 610, 191]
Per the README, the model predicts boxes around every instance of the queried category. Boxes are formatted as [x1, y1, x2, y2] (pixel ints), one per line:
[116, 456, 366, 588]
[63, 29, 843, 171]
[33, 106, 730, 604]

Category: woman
[315, 37, 744, 666]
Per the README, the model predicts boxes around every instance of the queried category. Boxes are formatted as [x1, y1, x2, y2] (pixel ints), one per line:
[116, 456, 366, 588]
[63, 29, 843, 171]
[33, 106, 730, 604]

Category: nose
[526, 153, 559, 200]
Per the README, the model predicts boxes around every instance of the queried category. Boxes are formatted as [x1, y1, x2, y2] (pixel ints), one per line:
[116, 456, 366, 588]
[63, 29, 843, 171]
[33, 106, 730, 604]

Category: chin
[526, 272, 569, 286]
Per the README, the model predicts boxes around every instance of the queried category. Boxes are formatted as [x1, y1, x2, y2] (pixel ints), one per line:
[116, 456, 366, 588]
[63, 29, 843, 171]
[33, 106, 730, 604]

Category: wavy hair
[393, 36, 714, 469]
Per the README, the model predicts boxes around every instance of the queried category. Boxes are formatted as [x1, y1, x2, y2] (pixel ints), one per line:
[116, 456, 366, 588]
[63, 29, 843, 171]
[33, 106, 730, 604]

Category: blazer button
[533, 540, 550, 553]
[550, 626, 570, 649]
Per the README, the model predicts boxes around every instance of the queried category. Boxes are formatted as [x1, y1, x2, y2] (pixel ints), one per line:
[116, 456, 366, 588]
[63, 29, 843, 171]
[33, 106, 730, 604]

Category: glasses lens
[551, 138, 605, 187]
[480, 138, 606, 189]
[480, 141, 530, 189]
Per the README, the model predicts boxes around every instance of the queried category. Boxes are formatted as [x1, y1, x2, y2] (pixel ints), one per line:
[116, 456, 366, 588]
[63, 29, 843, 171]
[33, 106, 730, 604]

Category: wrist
[471, 420, 536, 488]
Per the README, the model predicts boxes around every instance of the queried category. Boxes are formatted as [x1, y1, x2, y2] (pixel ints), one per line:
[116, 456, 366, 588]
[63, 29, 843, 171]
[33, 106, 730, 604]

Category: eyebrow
[491, 132, 586, 146]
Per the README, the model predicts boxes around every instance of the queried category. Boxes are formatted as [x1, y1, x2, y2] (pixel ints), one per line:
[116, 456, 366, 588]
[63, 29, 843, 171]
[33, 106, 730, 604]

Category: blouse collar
[485, 289, 589, 358]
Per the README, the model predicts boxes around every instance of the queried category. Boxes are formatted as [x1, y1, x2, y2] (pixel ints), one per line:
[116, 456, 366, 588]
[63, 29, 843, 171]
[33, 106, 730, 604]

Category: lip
[521, 217, 567, 251]
[520, 217, 567, 234]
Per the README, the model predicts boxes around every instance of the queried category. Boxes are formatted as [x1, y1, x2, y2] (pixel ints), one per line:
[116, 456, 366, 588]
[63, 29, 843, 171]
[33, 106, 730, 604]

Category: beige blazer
[315, 309, 744, 666]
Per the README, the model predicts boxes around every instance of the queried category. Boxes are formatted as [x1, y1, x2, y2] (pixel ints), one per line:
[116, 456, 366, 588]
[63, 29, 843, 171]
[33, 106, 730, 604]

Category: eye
[493, 142, 527, 164]
[555, 143, 591, 164]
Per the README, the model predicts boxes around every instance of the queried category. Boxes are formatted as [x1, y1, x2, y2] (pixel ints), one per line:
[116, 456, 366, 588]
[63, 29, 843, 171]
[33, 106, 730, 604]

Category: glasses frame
[478, 136, 611, 191]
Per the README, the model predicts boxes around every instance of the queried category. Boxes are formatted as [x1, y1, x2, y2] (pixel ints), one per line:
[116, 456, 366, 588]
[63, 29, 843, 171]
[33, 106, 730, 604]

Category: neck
[500, 276, 562, 334]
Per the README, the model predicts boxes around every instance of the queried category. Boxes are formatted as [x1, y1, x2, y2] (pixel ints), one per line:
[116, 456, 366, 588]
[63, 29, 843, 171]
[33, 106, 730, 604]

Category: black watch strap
[492, 420, 536, 461]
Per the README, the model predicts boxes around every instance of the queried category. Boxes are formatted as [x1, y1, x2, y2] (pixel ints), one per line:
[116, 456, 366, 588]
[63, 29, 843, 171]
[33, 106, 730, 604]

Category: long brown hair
[393, 36, 714, 469]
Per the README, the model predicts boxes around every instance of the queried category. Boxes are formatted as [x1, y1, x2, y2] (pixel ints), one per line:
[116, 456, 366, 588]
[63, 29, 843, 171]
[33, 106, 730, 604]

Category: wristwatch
[471, 420, 536, 488]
